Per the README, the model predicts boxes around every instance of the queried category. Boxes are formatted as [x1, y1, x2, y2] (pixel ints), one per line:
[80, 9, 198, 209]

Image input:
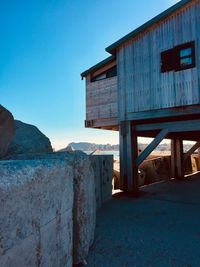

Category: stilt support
[120, 121, 138, 193]
[171, 139, 184, 179]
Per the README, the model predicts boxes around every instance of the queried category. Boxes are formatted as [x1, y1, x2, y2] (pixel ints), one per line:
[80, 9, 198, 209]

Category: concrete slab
[90, 155, 113, 209]
[0, 159, 73, 267]
[87, 173, 200, 267]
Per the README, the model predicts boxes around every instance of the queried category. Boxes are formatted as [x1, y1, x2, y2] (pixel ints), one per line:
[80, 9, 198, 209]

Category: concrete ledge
[90, 155, 113, 210]
[0, 152, 114, 266]
[0, 159, 73, 267]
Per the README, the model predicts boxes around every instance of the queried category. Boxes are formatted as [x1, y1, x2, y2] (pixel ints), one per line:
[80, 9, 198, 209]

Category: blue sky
[1, 0, 179, 149]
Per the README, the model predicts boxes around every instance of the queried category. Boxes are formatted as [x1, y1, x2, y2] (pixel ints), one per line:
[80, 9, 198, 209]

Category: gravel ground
[87, 173, 200, 267]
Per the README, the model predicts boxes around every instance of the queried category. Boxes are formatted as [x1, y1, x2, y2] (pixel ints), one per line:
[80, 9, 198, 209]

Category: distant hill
[60, 142, 119, 152]
[59, 142, 194, 153]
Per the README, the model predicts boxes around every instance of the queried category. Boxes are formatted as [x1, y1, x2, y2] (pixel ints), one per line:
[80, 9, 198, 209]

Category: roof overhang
[81, 0, 192, 78]
[106, 0, 192, 54]
[81, 55, 116, 79]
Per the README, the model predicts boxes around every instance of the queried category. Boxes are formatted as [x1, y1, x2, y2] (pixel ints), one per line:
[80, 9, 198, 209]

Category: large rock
[7, 120, 53, 156]
[0, 105, 15, 158]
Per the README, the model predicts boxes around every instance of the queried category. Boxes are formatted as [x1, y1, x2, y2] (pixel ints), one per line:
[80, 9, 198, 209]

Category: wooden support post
[119, 121, 138, 193]
[171, 139, 176, 178]
[127, 123, 138, 192]
[176, 139, 184, 179]
[171, 139, 184, 179]
[119, 121, 127, 191]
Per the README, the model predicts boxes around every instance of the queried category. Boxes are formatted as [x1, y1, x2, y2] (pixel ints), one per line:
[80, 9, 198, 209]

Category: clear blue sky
[1, 0, 178, 149]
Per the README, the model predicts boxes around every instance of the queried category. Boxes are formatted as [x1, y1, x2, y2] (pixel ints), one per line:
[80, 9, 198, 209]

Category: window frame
[175, 41, 195, 71]
[161, 41, 196, 73]
[91, 66, 117, 82]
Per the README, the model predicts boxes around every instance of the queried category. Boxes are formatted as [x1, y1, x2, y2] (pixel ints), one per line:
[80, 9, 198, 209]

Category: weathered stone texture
[0, 152, 113, 266]
[5, 151, 97, 265]
[0, 105, 15, 158]
[73, 152, 96, 265]
[0, 159, 73, 267]
[6, 120, 53, 157]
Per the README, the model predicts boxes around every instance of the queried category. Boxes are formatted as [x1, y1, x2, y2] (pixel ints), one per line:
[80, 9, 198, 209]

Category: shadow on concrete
[87, 173, 200, 267]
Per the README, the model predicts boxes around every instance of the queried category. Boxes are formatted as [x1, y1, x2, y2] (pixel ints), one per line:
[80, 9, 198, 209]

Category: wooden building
[81, 0, 200, 192]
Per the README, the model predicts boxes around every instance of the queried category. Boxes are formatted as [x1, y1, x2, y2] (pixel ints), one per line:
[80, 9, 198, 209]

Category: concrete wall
[90, 155, 113, 209]
[0, 152, 113, 266]
[0, 159, 73, 267]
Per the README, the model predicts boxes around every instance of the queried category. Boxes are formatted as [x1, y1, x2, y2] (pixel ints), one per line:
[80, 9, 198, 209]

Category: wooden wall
[117, 0, 200, 120]
[86, 75, 118, 121]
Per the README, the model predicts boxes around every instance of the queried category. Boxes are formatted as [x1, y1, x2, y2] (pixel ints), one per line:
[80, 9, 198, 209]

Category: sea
[84, 150, 119, 161]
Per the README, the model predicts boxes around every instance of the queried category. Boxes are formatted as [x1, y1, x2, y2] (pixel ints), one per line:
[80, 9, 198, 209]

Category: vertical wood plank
[127, 122, 138, 192]
[171, 139, 176, 178]
[171, 139, 184, 179]
[119, 121, 138, 192]
[119, 121, 127, 191]
[117, 1, 199, 115]
[175, 139, 184, 179]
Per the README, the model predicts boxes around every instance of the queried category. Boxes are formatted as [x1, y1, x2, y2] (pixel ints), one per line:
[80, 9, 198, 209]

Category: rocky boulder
[6, 120, 53, 157]
[0, 105, 15, 158]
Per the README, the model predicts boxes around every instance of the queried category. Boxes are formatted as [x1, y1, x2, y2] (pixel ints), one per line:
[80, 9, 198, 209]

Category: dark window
[91, 66, 117, 82]
[106, 66, 117, 78]
[161, 48, 175, 72]
[161, 41, 195, 73]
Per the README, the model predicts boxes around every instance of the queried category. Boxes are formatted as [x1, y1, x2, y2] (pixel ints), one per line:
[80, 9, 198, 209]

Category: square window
[161, 41, 195, 73]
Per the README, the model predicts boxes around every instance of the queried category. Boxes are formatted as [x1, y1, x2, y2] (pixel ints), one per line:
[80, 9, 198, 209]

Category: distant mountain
[59, 142, 194, 153]
[60, 142, 119, 152]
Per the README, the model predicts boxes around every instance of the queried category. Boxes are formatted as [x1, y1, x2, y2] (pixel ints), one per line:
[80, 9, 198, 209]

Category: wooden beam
[136, 119, 200, 133]
[127, 123, 138, 192]
[136, 128, 168, 167]
[176, 139, 184, 179]
[119, 121, 138, 192]
[171, 140, 176, 178]
[119, 122, 127, 191]
[171, 139, 184, 179]
[127, 104, 200, 121]
[184, 141, 200, 161]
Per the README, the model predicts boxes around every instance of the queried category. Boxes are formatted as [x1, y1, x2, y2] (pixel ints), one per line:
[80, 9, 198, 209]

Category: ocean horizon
[84, 150, 119, 160]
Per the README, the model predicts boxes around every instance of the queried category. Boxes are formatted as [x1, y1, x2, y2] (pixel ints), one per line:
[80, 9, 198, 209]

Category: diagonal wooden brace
[136, 128, 169, 167]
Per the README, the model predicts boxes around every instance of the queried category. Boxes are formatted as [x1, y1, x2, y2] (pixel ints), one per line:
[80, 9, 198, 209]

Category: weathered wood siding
[86, 76, 118, 121]
[117, 0, 200, 120]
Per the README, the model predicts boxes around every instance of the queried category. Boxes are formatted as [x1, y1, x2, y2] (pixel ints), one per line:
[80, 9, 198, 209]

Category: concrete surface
[0, 152, 113, 265]
[90, 155, 113, 209]
[87, 173, 200, 267]
[0, 158, 73, 267]
[73, 152, 96, 265]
